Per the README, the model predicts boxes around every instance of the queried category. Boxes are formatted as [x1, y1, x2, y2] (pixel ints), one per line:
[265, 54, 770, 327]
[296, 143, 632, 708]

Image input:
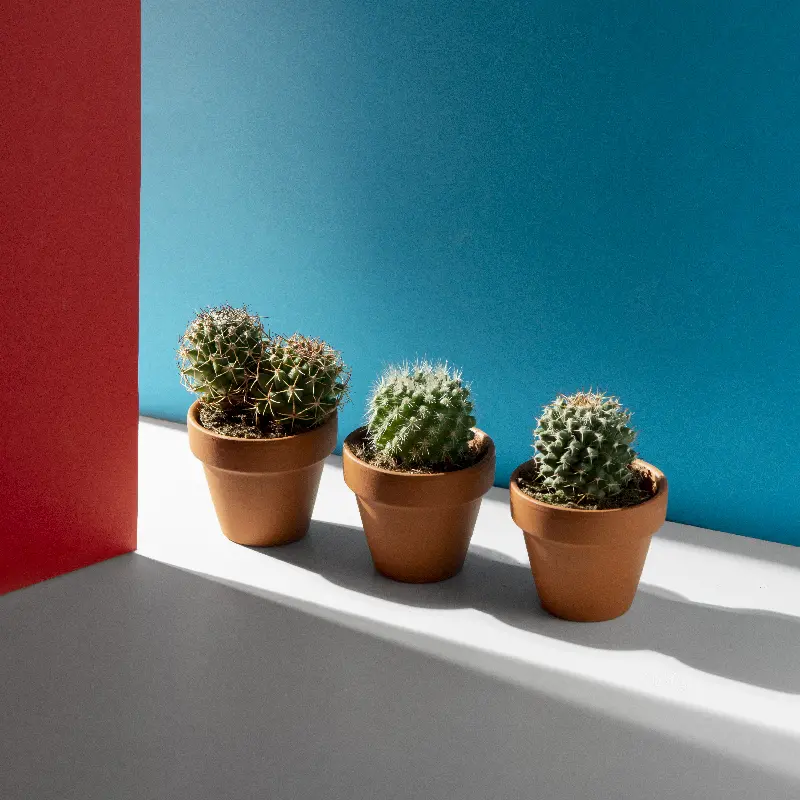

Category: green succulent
[177, 305, 265, 408]
[367, 361, 476, 466]
[533, 391, 637, 501]
[250, 334, 350, 431]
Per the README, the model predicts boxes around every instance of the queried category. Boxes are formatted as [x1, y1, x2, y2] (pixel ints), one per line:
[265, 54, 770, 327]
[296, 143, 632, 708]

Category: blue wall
[141, 0, 800, 544]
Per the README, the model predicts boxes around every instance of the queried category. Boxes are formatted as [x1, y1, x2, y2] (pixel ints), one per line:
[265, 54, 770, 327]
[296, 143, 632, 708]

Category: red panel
[0, 1, 140, 592]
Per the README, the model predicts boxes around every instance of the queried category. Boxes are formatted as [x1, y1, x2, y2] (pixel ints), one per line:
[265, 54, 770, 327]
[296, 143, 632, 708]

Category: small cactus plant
[367, 361, 476, 467]
[533, 391, 637, 501]
[250, 333, 350, 432]
[178, 305, 265, 408]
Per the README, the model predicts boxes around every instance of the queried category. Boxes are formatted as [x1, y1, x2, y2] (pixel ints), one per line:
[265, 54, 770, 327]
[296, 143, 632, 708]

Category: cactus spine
[367, 361, 476, 466]
[534, 391, 637, 500]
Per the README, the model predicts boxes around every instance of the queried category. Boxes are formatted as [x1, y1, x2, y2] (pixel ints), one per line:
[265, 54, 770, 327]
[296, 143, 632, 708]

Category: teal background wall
[141, 0, 800, 544]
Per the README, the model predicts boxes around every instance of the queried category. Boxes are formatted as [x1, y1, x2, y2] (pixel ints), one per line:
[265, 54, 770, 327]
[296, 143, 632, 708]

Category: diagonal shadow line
[252, 518, 800, 695]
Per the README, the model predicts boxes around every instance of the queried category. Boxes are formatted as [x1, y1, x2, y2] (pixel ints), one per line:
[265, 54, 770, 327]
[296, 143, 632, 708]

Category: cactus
[250, 334, 350, 431]
[178, 305, 266, 408]
[367, 361, 476, 467]
[533, 391, 637, 501]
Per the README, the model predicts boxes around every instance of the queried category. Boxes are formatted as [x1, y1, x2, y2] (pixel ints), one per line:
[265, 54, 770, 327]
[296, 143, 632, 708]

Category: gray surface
[2, 553, 797, 800]
[277, 519, 800, 694]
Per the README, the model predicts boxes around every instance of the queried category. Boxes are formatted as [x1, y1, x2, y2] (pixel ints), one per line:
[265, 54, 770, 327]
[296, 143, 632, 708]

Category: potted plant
[342, 361, 495, 583]
[177, 305, 350, 546]
[509, 391, 668, 621]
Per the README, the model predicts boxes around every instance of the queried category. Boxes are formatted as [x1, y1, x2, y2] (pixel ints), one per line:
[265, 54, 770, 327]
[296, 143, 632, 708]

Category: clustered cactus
[533, 391, 637, 501]
[178, 306, 349, 433]
[367, 361, 476, 467]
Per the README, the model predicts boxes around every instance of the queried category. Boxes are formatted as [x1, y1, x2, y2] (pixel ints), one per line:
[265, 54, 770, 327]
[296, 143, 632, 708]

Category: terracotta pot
[342, 427, 496, 583]
[187, 401, 337, 546]
[509, 460, 668, 622]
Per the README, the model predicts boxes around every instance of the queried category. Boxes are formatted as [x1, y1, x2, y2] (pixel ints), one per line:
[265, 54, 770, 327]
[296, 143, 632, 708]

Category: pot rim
[342, 426, 496, 507]
[509, 458, 667, 516]
[187, 400, 338, 473]
[343, 425, 494, 478]
[187, 399, 337, 444]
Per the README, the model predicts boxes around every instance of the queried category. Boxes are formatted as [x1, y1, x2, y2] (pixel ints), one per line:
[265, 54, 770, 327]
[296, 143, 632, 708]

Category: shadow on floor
[256, 519, 800, 695]
[2, 552, 799, 800]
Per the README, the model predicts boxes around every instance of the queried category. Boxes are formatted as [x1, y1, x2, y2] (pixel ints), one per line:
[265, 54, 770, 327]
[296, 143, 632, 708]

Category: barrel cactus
[178, 305, 265, 408]
[250, 334, 350, 431]
[367, 361, 476, 467]
[533, 391, 637, 501]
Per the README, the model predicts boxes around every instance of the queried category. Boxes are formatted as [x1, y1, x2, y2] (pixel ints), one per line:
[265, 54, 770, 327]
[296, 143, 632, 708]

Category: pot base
[358, 498, 479, 583]
[524, 533, 653, 622]
[204, 462, 325, 547]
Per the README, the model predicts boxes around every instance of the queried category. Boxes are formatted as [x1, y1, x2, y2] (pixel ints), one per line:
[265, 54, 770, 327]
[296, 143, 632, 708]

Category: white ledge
[138, 416, 800, 785]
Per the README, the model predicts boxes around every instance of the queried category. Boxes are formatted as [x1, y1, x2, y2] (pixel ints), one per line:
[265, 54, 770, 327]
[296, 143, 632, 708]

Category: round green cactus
[178, 305, 265, 408]
[534, 391, 637, 500]
[250, 334, 350, 431]
[367, 361, 476, 467]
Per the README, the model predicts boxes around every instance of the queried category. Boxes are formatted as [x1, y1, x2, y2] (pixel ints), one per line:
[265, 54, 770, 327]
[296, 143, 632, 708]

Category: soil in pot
[197, 404, 289, 440]
[343, 427, 496, 583]
[510, 459, 668, 622]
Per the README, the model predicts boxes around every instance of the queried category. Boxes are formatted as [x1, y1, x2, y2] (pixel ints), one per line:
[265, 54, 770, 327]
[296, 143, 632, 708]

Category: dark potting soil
[198, 404, 320, 440]
[515, 459, 656, 510]
[350, 436, 489, 475]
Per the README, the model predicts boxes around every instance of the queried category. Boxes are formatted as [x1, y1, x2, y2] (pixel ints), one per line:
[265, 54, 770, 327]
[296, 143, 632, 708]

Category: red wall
[0, 1, 140, 593]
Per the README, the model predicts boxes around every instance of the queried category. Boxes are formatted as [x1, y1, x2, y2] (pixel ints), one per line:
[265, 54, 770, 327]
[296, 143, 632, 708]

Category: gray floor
[2, 553, 797, 800]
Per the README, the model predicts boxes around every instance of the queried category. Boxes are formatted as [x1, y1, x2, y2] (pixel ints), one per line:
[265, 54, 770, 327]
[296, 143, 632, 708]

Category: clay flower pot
[187, 400, 337, 546]
[509, 460, 668, 622]
[342, 427, 496, 583]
